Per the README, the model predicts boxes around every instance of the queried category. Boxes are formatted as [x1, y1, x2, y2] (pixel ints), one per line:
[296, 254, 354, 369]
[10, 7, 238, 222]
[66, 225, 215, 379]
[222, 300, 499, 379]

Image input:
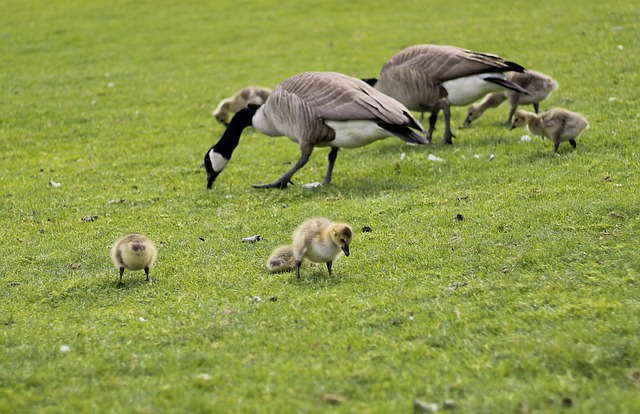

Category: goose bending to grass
[213, 86, 272, 126]
[267, 245, 310, 273]
[509, 108, 589, 152]
[291, 218, 352, 278]
[204, 71, 427, 189]
[364, 44, 529, 144]
[110, 233, 157, 285]
[463, 70, 559, 127]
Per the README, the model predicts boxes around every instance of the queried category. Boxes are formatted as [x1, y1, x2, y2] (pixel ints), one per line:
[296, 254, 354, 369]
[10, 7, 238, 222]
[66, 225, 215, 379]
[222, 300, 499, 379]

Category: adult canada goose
[110, 233, 157, 285]
[509, 108, 589, 152]
[291, 218, 353, 278]
[204, 71, 427, 189]
[363, 44, 529, 144]
[463, 70, 559, 126]
[213, 86, 272, 126]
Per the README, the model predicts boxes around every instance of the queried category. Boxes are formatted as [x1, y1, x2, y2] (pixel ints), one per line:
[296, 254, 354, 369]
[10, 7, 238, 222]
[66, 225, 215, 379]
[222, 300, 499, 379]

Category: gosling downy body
[267, 245, 310, 273]
[204, 72, 427, 190]
[291, 218, 353, 278]
[463, 70, 559, 126]
[509, 108, 589, 152]
[110, 233, 157, 285]
[364, 44, 528, 144]
[213, 86, 272, 126]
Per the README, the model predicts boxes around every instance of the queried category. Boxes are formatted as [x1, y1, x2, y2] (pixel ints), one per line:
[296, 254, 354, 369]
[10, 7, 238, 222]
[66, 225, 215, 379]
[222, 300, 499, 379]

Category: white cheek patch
[208, 151, 229, 172]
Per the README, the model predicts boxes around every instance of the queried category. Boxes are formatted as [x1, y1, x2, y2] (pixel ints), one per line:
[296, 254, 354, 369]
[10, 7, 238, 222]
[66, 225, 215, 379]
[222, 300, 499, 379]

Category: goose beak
[341, 246, 350, 257]
[207, 171, 219, 189]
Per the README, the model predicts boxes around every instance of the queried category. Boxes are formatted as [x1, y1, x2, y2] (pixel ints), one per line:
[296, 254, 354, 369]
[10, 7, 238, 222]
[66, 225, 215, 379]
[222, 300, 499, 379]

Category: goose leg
[322, 147, 339, 185]
[533, 102, 540, 114]
[553, 142, 560, 153]
[326, 261, 333, 276]
[426, 110, 438, 143]
[253, 149, 313, 189]
[569, 139, 577, 149]
[440, 102, 455, 145]
[504, 105, 517, 125]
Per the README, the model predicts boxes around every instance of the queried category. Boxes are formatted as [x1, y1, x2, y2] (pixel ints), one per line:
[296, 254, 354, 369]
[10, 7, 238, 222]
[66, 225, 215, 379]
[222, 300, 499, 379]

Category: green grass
[1, 0, 639, 412]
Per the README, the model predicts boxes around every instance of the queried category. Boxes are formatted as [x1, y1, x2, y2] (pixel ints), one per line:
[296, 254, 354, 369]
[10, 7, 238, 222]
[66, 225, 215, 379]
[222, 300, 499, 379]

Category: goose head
[205, 104, 260, 189]
[329, 224, 353, 256]
[509, 109, 532, 130]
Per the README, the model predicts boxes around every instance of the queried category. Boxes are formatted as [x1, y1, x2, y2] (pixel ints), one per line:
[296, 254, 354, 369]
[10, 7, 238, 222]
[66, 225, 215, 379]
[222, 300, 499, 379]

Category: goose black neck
[211, 105, 259, 159]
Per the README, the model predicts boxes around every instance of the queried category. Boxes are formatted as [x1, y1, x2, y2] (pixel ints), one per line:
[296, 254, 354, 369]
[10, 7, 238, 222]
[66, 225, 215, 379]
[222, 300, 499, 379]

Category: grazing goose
[204, 71, 427, 189]
[291, 218, 353, 278]
[267, 245, 310, 273]
[509, 108, 589, 152]
[364, 44, 529, 144]
[110, 233, 157, 285]
[463, 70, 559, 126]
[213, 86, 272, 126]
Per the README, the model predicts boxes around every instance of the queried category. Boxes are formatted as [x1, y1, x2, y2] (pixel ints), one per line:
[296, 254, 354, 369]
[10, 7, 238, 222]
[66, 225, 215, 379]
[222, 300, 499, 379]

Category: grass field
[1, 0, 639, 412]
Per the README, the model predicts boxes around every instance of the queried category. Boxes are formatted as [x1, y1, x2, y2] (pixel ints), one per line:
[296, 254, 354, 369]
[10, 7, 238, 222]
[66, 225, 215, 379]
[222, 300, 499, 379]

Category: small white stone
[609, 97, 618, 102]
[400, 152, 406, 161]
[302, 182, 322, 188]
[253, 296, 263, 303]
[224, 195, 233, 199]
[427, 154, 443, 162]
[473, 154, 480, 159]
[617, 45, 624, 50]
[488, 154, 495, 161]
[195, 373, 211, 381]
[520, 135, 532, 142]
[49, 180, 62, 187]
[107, 82, 115, 87]
[60, 345, 71, 353]
[139, 317, 146, 322]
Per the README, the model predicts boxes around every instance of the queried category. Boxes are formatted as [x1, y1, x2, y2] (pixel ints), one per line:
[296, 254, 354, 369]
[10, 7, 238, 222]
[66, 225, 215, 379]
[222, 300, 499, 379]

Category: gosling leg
[295, 260, 302, 279]
[144, 267, 150, 282]
[326, 261, 333, 276]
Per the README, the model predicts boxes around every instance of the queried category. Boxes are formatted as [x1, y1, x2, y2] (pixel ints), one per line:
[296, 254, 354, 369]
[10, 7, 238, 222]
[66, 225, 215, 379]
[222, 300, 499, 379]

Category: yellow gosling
[110, 233, 157, 285]
[291, 218, 353, 278]
[510, 108, 589, 152]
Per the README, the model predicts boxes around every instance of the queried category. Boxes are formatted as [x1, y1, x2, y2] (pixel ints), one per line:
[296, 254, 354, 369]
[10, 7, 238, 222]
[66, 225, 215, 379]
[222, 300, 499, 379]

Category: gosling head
[329, 224, 353, 257]
[463, 104, 482, 127]
[509, 109, 531, 130]
[214, 111, 230, 127]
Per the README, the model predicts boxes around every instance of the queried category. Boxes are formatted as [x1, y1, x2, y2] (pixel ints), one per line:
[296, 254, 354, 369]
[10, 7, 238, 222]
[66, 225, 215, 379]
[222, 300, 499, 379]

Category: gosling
[267, 245, 310, 273]
[212, 86, 271, 126]
[464, 70, 559, 127]
[110, 233, 157, 285]
[509, 108, 589, 152]
[291, 218, 353, 278]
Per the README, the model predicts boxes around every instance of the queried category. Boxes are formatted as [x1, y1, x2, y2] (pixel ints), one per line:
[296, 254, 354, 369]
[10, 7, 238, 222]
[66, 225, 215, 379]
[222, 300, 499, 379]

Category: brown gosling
[266, 245, 310, 273]
[464, 70, 559, 127]
[110, 233, 157, 285]
[509, 108, 589, 152]
[291, 218, 353, 278]
[212, 86, 271, 126]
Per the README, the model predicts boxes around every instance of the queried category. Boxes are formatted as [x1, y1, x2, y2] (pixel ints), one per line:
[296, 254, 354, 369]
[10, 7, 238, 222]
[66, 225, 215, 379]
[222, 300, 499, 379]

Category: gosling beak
[341, 245, 350, 257]
[462, 116, 472, 128]
[509, 124, 517, 131]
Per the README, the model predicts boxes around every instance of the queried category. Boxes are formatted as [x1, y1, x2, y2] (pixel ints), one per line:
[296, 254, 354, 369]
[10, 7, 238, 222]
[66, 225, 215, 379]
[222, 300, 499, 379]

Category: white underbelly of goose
[442, 74, 507, 106]
[322, 120, 391, 148]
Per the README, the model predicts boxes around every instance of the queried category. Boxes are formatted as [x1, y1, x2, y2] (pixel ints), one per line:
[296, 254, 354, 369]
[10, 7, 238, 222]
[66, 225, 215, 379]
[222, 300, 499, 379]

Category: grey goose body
[365, 44, 528, 144]
[204, 71, 427, 189]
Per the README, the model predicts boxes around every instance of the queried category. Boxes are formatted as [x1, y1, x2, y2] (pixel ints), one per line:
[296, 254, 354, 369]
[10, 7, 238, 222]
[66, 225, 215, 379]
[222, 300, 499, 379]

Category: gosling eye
[340, 238, 346, 244]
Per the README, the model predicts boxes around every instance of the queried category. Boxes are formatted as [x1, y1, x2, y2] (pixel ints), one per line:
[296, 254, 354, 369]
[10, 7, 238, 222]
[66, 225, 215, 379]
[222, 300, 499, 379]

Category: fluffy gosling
[267, 245, 311, 273]
[110, 233, 157, 285]
[464, 70, 559, 127]
[291, 218, 353, 278]
[509, 108, 589, 152]
[212, 86, 271, 126]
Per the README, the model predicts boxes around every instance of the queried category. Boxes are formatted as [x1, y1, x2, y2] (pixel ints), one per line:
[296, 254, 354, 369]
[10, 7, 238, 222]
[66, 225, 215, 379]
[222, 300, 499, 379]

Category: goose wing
[385, 45, 525, 83]
[280, 72, 425, 133]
